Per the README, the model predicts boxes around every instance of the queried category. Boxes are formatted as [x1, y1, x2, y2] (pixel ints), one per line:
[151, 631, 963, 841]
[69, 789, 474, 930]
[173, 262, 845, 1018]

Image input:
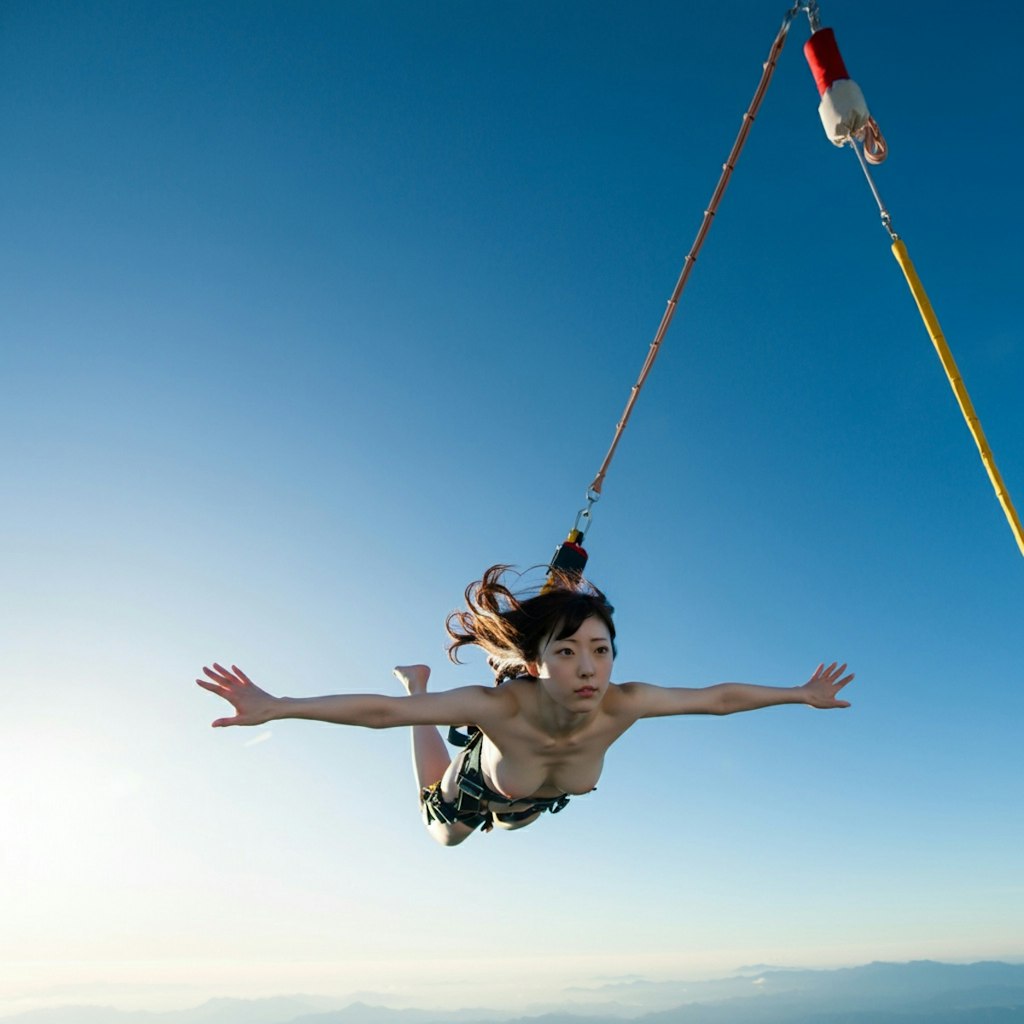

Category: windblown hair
[445, 564, 616, 684]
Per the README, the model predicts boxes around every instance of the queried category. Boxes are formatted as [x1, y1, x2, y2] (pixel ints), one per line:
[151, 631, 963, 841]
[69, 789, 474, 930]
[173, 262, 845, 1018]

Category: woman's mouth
[575, 687, 598, 697]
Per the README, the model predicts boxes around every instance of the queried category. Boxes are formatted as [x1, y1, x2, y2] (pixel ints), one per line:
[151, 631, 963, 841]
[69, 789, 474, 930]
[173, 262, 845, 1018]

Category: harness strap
[447, 726, 472, 747]
[420, 782, 489, 830]
[432, 725, 575, 831]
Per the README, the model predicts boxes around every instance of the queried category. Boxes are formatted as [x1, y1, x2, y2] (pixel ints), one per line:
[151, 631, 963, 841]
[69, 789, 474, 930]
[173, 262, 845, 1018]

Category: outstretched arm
[620, 662, 854, 718]
[196, 663, 507, 729]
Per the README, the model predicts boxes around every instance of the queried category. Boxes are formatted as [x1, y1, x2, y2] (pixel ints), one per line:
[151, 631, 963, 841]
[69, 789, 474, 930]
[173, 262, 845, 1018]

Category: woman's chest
[481, 727, 615, 801]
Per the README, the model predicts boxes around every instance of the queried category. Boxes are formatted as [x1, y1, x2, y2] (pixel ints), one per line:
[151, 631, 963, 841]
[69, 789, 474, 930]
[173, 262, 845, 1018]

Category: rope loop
[861, 115, 888, 164]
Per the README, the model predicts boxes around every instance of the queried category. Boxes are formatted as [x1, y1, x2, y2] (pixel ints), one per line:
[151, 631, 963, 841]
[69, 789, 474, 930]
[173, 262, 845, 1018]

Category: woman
[197, 565, 853, 846]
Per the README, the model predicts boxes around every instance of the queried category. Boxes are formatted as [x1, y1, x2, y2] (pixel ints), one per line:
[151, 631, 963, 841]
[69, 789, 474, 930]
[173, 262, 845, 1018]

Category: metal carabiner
[571, 488, 601, 541]
[797, 0, 822, 33]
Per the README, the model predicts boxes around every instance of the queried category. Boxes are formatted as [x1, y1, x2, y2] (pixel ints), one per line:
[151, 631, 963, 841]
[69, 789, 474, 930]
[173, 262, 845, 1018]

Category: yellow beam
[891, 238, 1024, 557]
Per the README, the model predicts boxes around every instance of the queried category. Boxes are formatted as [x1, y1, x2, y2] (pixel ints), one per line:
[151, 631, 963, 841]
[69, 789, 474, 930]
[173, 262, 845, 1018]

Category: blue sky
[1, 0, 1022, 1016]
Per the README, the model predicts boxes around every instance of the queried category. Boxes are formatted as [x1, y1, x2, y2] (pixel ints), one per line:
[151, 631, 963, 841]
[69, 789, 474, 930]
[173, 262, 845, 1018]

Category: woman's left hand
[800, 661, 854, 708]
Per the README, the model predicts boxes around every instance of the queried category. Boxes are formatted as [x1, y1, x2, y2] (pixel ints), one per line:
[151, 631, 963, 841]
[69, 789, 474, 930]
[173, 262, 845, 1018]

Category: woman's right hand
[196, 663, 280, 727]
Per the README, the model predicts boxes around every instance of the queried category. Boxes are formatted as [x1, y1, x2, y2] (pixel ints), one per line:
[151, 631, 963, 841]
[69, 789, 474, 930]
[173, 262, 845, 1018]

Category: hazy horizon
[5, 958, 1024, 1021]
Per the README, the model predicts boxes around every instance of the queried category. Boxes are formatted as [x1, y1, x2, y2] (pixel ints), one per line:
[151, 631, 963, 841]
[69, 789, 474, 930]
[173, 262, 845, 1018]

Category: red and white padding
[803, 27, 871, 146]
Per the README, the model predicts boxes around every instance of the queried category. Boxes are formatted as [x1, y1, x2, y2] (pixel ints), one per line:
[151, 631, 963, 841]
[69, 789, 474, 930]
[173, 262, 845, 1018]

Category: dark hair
[445, 564, 616, 684]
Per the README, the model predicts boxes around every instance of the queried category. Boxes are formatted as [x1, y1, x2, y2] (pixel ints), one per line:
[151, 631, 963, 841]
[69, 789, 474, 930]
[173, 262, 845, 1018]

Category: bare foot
[394, 664, 431, 694]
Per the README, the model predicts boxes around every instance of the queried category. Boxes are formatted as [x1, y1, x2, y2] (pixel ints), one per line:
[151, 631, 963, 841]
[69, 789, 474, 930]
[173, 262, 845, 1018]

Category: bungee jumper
[199, 0, 1024, 844]
[198, 565, 853, 847]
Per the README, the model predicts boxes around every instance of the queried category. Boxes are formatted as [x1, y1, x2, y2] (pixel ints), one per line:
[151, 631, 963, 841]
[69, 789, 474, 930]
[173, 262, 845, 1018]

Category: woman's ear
[525, 660, 540, 678]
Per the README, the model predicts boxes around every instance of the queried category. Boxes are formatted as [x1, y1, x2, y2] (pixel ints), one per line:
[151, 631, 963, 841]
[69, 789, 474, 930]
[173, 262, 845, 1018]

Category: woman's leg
[393, 664, 451, 788]
[393, 665, 474, 847]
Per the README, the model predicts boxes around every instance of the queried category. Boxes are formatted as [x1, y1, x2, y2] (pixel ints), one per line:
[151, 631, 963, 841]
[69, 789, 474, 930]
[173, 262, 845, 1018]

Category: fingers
[212, 662, 246, 684]
[827, 662, 853, 708]
[197, 662, 255, 727]
[825, 664, 852, 688]
[200, 663, 252, 687]
[197, 664, 251, 707]
[812, 662, 851, 683]
[806, 661, 855, 709]
[202, 664, 234, 686]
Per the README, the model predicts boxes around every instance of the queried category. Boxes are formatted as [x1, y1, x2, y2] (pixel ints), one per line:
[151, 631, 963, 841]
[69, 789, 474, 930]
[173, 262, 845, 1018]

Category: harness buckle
[457, 775, 487, 802]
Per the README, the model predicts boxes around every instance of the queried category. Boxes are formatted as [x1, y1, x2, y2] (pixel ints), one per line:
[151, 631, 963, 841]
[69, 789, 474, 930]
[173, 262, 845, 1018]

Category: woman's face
[529, 615, 614, 710]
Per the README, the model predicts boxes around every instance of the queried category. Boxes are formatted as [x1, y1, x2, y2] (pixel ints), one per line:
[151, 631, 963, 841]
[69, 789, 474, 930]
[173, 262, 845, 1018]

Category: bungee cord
[546, 1, 814, 583]
[546, 0, 1022, 582]
[807, 15, 1022, 558]
[588, 1, 811, 499]
[848, 141, 1024, 557]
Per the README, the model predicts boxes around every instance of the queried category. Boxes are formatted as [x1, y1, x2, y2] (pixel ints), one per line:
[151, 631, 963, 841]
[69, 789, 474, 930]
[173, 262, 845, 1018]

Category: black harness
[420, 727, 570, 833]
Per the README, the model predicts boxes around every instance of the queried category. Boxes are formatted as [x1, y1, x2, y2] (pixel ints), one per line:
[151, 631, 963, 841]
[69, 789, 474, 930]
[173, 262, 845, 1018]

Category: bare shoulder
[607, 681, 658, 704]
[494, 677, 539, 711]
[448, 681, 518, 714]
[601, 681, 650, 719]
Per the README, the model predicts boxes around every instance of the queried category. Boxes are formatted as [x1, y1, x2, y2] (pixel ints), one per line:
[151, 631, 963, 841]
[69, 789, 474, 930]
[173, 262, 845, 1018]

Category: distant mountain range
[5, 960, 1024, 1024]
